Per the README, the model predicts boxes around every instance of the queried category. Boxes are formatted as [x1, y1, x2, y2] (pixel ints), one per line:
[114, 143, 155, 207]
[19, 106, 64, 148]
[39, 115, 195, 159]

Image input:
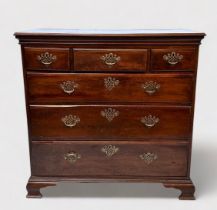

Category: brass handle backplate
[37, 52, 57, 65]
[62, 114, 80, 127]
[142, 81, 160, 95]
[60, 81, 78, 94]
[139, 152, 158, 164]
[163, 51, 183, 65]
[141, 115, 159, 128]
[64, 151, 81, 164]
[101, 53, 121, 67]
[101, 144, 119, 158]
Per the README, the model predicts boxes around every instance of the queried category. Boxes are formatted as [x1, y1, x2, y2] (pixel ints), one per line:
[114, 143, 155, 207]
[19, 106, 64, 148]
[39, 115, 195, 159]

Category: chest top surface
[14, 28, 205, 40]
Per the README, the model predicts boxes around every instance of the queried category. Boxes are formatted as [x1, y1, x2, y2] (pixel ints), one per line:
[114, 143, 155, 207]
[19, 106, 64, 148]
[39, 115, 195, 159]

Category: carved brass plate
[139, 152, 158, 164]
[64, 151, 81, 164]
[142, 81, 160, 95]
[104, 76, 119, 91]
[62, 114, 80, 127]
[37, 52, 57, 65]
[101, 145, 119, 158]
[60, 80, 78, 94]
[163, 52, 183, 65]
[101, 53, 121, 67]
[101, 108, 119, 122]
[141, 115, 159, 128]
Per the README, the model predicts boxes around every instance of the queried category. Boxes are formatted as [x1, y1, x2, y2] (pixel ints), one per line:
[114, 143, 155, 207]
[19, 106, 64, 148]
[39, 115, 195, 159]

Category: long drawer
[30, 105, 191, 140]
[31, 141, 188, 177]
[27, 73, 193, 104]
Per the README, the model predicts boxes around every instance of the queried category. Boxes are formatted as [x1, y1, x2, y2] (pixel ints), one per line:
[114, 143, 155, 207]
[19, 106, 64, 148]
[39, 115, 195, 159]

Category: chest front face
[15, 29, 205, 199]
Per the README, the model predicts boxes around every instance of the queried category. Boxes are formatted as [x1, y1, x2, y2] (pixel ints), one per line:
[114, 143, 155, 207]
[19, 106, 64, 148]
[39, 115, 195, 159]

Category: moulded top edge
[14, 28, 206, 38]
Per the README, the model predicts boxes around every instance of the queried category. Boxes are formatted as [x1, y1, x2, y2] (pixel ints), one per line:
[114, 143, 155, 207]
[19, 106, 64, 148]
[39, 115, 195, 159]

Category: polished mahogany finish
[24, 47, 70, 71]
[73, 49, 148, 72]
[30, 105, 191, 140]
[27, 73, 193, 104]
[15, 29, 205, 199]
[31, 141, 188, 177]
[150, 47, 197, 72]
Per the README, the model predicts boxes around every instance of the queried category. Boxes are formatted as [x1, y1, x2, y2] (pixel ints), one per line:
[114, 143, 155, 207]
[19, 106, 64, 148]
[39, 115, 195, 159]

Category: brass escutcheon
[139, 152, 158, 164]
[101, 145, 119, 158]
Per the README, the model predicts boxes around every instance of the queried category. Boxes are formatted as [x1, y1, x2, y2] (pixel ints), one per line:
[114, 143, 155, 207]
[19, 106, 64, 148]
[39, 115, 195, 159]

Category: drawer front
[24, 47, 70, 71]
[27, 73, 193, 104]
[31, 141, 188, 177]
[30, 105, 191, 140]
[151, 48, 197, 71]
[73, 49, 148, 72]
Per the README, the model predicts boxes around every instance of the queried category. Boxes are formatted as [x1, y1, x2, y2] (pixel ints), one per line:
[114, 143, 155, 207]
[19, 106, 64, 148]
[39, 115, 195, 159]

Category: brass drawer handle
[163, 51, 183, 65]
[141, 115, 159, 128]
[101, 53, 121, 67]
[101, 108, 119, 122]
[104, 76, 119, 91]
[139, 152, 158, 164]
[64, 151, 81, 164]
[142, 81, 160, 95]
[62, 114, 80, 127]
[101, 145, 119, 158]
[37, 52, 57, 65]
[60, 81, 78, 94]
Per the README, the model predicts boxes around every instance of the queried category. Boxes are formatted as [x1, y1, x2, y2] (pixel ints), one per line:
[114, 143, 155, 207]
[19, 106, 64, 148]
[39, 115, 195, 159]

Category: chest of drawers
[15, 29, 205, 199]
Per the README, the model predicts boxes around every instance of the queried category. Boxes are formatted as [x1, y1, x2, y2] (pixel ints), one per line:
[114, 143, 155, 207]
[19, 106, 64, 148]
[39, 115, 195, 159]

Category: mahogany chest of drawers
[15, 29, 205, 199]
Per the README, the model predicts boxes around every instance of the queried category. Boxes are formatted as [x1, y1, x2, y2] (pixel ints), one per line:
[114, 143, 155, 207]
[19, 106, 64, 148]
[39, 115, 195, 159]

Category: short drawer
[73, 49, 148, 72]
[30, 105, 191, 140]
[31, 141, 188, 177]
[27, 73, 193, 104]
[150, 48, 197, 72]
[24, 47, 70, 71]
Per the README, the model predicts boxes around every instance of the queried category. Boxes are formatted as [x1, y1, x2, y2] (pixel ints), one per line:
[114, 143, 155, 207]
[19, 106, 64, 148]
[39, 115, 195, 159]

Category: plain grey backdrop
[0, 0, 217, 209]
